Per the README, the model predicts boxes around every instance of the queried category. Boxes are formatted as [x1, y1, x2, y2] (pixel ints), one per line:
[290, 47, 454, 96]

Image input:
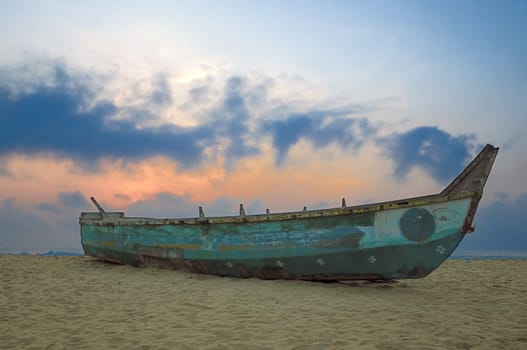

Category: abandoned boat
[80, 144, 498, 280]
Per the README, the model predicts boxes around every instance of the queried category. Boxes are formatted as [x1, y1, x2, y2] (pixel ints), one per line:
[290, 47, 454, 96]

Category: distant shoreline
[0, 250, 83, 256]
[450, 255, 527, 260]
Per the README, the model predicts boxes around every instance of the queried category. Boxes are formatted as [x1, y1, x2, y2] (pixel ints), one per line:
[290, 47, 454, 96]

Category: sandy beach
[1, 256, 526, 349]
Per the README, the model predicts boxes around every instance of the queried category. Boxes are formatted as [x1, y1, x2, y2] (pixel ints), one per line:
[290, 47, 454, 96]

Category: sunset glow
[1, 0, 526, 254]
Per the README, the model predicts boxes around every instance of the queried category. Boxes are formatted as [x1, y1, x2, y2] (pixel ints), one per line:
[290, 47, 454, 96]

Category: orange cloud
[0, 141, 444, 215]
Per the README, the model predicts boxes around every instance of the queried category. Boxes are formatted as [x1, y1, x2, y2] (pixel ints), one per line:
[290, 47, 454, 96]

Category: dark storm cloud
[379, 126, 475, 183]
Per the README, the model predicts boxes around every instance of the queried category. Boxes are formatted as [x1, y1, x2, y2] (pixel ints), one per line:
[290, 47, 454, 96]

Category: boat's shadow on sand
[335, 279, 408, 288]
[88, 257, 414, 289]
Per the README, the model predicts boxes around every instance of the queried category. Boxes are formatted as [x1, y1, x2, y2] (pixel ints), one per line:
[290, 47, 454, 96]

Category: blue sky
[0, 0, 526, 254]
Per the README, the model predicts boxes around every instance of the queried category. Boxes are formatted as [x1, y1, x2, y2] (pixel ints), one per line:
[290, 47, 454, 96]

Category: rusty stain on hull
[80, 145, 499, 281]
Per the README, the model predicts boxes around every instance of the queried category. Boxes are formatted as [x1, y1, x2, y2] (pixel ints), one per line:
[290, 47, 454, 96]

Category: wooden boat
[80, 144, 498, 280]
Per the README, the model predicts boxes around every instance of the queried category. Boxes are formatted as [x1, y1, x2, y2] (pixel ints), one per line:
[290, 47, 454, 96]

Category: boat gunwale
[79, 191, 477, 226]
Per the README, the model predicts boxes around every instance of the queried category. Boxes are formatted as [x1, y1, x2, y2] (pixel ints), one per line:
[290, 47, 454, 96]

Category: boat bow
[441, 144, 499, 233]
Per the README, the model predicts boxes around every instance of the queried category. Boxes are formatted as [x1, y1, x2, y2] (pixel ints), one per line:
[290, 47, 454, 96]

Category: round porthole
[399, 208, 435, 242]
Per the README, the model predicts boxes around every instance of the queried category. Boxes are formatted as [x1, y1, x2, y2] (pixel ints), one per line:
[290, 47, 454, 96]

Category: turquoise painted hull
[80, 145, 499, 280]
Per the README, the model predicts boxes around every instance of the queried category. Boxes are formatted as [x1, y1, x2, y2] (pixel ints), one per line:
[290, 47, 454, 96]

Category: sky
[0, 0, 526, 255]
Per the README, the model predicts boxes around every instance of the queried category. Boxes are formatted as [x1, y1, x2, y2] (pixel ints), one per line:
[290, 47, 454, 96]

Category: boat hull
[80, 144, 498, 280]
[82, 232, 465, 280]
[81, 196, 473, 280]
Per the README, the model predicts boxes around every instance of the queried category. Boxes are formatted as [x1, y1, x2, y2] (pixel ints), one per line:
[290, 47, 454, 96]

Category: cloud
[126, 192, 196, 218]
[0, 64, 214, 168]
[262, 111, 374, 165]
[1, 62, 380, 172]
[114, 193, 131, 201]
[263, 114, 314, 164]
[58, 191, 88, 208]
[209, 76, 261, 168]
[0, 163, 10, 176]
[379, 126, 475, 183]
[0, 191, 93, 253]
[0, 60, 482, 185]
[0, 198, 51, 252]
[126, 192, 265, 218]
[0, 64, 274, 171]
[188, 86, 209, 103]
[150, 73, 172, 106]
[37, 202, 60, 213]
[458, 193, 527, 254]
